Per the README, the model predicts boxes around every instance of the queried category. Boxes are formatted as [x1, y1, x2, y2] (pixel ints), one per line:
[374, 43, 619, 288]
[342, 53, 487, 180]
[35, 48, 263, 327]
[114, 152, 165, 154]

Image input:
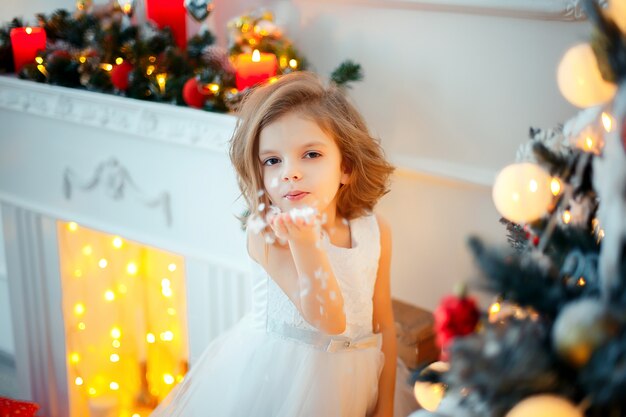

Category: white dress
[151, 214, 418, 417]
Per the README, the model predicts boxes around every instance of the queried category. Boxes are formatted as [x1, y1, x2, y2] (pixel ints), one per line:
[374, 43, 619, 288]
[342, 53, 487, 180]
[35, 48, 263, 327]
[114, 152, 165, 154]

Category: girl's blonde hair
[229, 71, 394, 221]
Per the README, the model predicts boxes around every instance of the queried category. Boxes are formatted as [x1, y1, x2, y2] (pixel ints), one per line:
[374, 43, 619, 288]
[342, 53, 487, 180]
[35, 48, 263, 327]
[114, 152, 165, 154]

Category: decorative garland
[0, 2, 362, 113]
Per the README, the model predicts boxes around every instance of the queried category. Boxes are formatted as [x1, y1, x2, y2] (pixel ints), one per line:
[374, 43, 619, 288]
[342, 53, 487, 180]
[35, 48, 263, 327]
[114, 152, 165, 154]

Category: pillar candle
[9, 27, 47, 73]
[234, 50, 278, 91]
[145, 0, 187, 50]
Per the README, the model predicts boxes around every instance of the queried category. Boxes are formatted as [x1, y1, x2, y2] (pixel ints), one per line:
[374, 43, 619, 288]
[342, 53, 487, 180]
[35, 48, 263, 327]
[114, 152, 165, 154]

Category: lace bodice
[248, 214, 381, 340]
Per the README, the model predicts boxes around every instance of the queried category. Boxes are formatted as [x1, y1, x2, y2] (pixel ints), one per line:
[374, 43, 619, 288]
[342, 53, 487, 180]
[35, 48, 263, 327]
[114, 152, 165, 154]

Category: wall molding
[0, 76, 237, 152]
[313, 0, 605, 20]
[391, 154, 496, 187]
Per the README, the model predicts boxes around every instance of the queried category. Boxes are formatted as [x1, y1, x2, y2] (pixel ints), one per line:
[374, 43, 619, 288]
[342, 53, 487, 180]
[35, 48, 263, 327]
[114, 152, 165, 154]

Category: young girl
[151, 72, 417, 417]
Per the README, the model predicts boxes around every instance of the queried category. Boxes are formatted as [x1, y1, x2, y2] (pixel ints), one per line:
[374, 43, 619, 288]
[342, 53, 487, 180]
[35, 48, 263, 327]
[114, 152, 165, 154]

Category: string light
[79, 56, 87, 63]
[550, 178, 561, 196]
[112, 237, 123, 248]
[68, 222, 79, 232]
[146, 65, 155, 76]
[562, 210, 571, 224]
[160, 331, 174, 341]
[104, 290, 116, 301]
[78, 322, 86, 331]
[74, 303, 86, 316]
[82, 245, 93, 256]
[88, 388, 97, 396]
[577, 277, 586, 287]
[99, 258, 108, 268]
[112, 340, 121, 348]
[126, 262, 138, 275]
[167, 308, 176, 316]
[37, 65, 49, 77]
[75, 377, 84, 386]
[70, 353, 81, 364]
[100, 63, 113, 71]
[111, 327, 121, 339]
[156, 73, 167, 94]
[110, 382, 120, 390]
[115, 57, 124, 65]
[35, 56, 43, 65]
[602, 112, 614, 132]
[289, 59, 298, 69]
[110, 354, 120, 363]
[163, 374, 175, 385]
[168, 263, 177, 272]
[146, 333, 156, 343]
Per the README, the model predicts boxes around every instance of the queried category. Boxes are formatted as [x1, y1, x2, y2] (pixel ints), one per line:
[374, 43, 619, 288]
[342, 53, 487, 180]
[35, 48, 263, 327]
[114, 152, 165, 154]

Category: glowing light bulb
[110, 381, 119, 390]
[74, 269, 83, 278]
[70, 353, 80, 364]
[207, 83, 220, 93]
[168, 263, 177, 272]
[75, 377, 84, 386]
[577, 277, 586, 286]
[156, 73, 167, 94]
[78, 322, 86, 330]
[252, 49, 261, 62]
[112, 237, 123, 248]
[82, 245, 93, 256]
[162, 287, 173, 297]
[289, 59, 298, 69]
[146, 333, 156, 343]
[35, 56, 43, 64]
[132, 414, 141, 417]
[163, 374, 175, 385]
[146, 65, 155, 75]
[489, 302, 501, 315]
[111, 327, 121, 339]
[79, 56, 86, 63]
[25, 27, 33, 35]
[118, 284, 128, 294]
[104, 290, 115, 301]
[110, 354, 120, 362]
[126, 262, 138, 275]
[68, 222, 78, 232]
[529, 179, 538, 193]
[562, 210, 572, 224]
[99, 258, 108, 268]
[602, 112, 614, 132]
[88, 387, 97, 396]
[112, 340, 121, 348]
[551, 178, 561, 196]
[100, 63, 113, 71]
[167, 308, 176, 316]
[162, 278, 171, 287]
[74, 303, 85, 316]
[115, 57, 123, 65]
[160, 331, 174, 341]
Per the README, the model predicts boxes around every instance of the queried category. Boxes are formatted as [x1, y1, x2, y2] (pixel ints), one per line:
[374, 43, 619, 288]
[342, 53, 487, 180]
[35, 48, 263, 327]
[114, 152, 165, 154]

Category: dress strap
[267, 321, 382, 352]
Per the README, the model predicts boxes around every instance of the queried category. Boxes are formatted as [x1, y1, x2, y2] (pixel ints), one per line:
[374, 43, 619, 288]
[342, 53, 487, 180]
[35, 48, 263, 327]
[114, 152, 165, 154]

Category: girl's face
[258, 112, 350, 217]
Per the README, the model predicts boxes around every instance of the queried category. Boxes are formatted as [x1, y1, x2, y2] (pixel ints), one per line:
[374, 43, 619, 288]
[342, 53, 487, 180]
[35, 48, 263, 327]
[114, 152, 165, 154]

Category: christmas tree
[411, 1, 626, 416]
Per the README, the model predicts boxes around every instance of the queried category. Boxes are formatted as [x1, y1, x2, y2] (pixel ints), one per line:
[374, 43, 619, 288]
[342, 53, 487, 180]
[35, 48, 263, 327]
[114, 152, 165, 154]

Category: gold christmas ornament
[413, 361, 449, 412]
[608, 0, 626, 34]
[557, 43, 617, 108]
[505, 395, 583, 417]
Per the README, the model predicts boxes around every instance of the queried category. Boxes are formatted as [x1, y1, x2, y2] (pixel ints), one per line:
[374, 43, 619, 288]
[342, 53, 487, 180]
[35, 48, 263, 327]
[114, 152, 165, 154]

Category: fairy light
[115, 57, 124, 65]
[162, 278, 173, 297]
[550, 178, 561, 196]
[110, 353, 120, 363]
[118, 284, 128, 294]
[104, 290, 116, 301]
[100, 63, 113, 71]
[68, 222, 78, 232]
[168, 263, 177, 272]
[163, 374, 175, 385]
[146, 333, 156, 343]
[268, 77, 278, 84]
[111, 327, 121, 339]
[528, 179, 538, 193]
[82, 245, 93, 256]
[112, 237, 123, 248]
[25, 27, 33, 35]
[602, 112, 613, 132]
[577, 277, 586, 287]
[207, 83, 220, 94]
[75, 377, 84, 386]
[126, 262, 138, 275]
[132, 414, 141, 417]
[79, 56, 87, 63]
[146, 65, 155, 75]
[562, 210, 572, 224]
[78, 322, 86, 331]
[167, 308, 176, 316]
[35, 56, 43, 64]
[289, 59, 298, 69]
[489, 302, 501, 315]
[110, 381, 119, 390]
[70, 353, 80, 364]
[99, 258, 108, 268]
[279, 56, 288, 69]
[88, 387, 97, 396]
[112, 340, 121, 348]
[156, 73, 167, 94]
[74, 269, 83, 277]
[74, 303, 86, 316]
[160, 331, 174, 341]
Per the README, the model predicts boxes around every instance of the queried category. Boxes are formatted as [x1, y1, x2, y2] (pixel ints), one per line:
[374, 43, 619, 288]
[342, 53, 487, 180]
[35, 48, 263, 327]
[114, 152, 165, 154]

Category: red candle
[234, 50, 278, 91]
[145, 0, 187, 50]
[10, 27, 47, 73]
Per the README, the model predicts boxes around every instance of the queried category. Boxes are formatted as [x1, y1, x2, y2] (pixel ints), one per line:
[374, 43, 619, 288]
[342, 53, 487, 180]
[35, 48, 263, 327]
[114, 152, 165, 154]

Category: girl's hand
[267, 210, 321, 245]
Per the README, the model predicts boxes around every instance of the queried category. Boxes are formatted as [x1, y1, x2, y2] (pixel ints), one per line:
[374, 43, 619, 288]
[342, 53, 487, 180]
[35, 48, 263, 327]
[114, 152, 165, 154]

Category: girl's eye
[304, 151, 321, 159]
[263, 157, 281, 166]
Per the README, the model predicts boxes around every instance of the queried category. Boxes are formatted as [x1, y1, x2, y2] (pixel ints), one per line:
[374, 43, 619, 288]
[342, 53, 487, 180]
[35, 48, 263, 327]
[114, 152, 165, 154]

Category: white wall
[1, 1, 589, 312]
[0, 205, 12, 355]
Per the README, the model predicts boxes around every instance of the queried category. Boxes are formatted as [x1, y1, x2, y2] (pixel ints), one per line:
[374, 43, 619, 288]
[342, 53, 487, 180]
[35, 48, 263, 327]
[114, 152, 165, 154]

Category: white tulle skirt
[150, 314, 418, 417]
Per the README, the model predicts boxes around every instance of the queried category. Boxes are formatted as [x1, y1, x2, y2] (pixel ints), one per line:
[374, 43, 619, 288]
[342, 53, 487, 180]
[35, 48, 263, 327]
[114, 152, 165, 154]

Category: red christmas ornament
[110, 61, 133, 91]
[532, 235, 540, 246]
[434, 284, 480, 361]
[183, 77, 207, 109]
[0, 396, 39, 417]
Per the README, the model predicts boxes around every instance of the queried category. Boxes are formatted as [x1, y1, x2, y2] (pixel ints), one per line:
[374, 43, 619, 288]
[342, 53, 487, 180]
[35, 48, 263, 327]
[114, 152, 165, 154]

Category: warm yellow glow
[149, 56, 156, 63]
[88, 387, 97, 396]
[110, 327, 121, 339]
[75, 377, 84, 386]
[249, 38, 257, 46]
[577, 277, 586, 287]
[74, 303, 86, 316]
[167, 308, 176, 316]
[598, 229, 605, 240]
[162, 287, 173, 297]
[78, 322, 86, 331]
[104, 290, 116, 301]
[168, 263, 177, 272]
[511, 192, 520, 202]
[110, 354, 120, 363]
[242, 23, 251, 32]
[160, 331, 174, 341]
[25, 27, 33, 35]
[126, 262, 138, 275]
[68, 222, 79, 232]
[207, 83, 220, 93]
[132, 414, 141, 417]
[252, 49, 261, 62]
[146, 65, 155, 75]
[585, 136, 594, 151]
[74, 269, 83, 277]
[37, 65, 49, 77]
[279, 56, 288, 69]
[156, 73, 167, 94]
[100, 63, 113, 71]
[162, 278, 171, 287]
[551, 178, 561, 196]
[70, 353, 81, 364]
[289, 59, 298, 69]
[112, 340, 121, 348]
[113, 237, 124, 248]
[146, 333, 156, 343]
[562, 210, 572, 224]
[122, 3, 132, 14]
[528, 179, 538, 193]
[110, 381, 120, 390]
[489, 302, 501, 315]
[118, 284, 128, 294]
[99, 258, 108, 268]
[268, 77, 278, 84]
[163, 374, 175, 385]
[115, 57, 124, 65]
[79, 56, 87, 64]
[602, 112, 614, 132]
[82, 245, 93, 256]
[35, 56, 43, 64]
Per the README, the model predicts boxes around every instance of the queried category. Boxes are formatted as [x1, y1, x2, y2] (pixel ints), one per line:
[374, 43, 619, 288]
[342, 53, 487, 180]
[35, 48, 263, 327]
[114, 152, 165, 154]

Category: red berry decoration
[434, 283, 480, 361]
[183, 77, 207, 109]
[110, 61, 133, 91]
[532, 235, 540, 246]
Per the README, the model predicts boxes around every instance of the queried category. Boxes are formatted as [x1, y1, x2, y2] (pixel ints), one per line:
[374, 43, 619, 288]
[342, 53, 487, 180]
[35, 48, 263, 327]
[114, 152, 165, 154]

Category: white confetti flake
[246, 215, 266, 234]
[315, 294, 325, 303]
[257, 189, 265, 197]
[320, 305, 324, 315]
[270, 178, 279, 188]
[264, 234, 276, 244]
[342, 218, 349, 226]
[329, 291, 337, 301]
[288, 206, 317, 222]
[257, 203, 266, 211]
